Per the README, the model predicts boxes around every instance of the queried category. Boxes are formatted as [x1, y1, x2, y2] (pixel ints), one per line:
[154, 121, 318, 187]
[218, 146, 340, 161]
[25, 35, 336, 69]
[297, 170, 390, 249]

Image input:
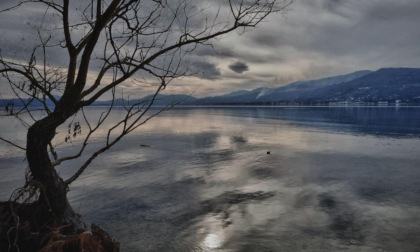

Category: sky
[1, 0, 420, 99]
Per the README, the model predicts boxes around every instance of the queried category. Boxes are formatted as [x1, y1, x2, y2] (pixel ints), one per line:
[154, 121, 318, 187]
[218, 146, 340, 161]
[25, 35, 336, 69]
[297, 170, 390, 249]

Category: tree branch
[0, 136, 26, 151]
[0, 69, 58, 105]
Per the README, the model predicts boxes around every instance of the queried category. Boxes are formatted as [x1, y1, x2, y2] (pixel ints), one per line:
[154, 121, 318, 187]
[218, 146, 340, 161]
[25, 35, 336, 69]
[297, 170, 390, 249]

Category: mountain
[251, 70, 372, 103]
[193, 70, 372, 104]
[0, 97, 58, 110]
[93, 94, 197, 106]
[3, 68, 420, 109]
[192, 68, 420, 105]
[307, 68, 420, 102]
[0, 94, 196, 111]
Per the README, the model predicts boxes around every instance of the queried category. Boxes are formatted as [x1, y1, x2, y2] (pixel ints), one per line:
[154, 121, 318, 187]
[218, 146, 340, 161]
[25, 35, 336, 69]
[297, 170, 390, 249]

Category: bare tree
[0, 0, 293, 240]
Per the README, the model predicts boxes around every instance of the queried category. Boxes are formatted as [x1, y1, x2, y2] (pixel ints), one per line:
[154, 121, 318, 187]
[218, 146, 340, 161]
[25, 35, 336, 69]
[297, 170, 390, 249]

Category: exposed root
[0, 200, 49, 252]
[39, 224, 120, 252]
[0, 201, 120, 252]
[0, 171, 119, 251]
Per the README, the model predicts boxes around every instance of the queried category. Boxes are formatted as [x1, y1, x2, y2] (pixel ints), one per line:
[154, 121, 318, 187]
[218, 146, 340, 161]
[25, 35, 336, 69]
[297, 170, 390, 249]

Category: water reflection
[203, 233, 223, 249]
[2, 107, 420, 251]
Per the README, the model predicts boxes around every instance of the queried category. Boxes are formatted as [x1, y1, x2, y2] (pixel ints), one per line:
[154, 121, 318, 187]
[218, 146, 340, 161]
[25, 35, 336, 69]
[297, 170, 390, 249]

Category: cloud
[195, 45, 235, 59]
[188, 60, 221, 80]
[229, 61, 249, 74]
[1, 0, 420, 98]
[205, 0, 420, 88]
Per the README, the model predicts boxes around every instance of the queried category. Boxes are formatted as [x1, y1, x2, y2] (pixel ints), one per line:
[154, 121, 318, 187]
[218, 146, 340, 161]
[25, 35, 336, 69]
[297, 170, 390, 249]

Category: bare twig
[0, 136, 26, 151]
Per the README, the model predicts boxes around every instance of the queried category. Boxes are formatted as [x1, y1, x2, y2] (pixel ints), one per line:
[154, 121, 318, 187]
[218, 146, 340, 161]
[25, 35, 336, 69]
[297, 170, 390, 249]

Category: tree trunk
[26, 110, 86, 232]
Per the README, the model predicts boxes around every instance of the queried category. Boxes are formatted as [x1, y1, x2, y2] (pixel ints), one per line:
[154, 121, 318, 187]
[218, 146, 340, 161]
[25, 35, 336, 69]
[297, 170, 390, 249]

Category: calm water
[1, 107, 420, 251]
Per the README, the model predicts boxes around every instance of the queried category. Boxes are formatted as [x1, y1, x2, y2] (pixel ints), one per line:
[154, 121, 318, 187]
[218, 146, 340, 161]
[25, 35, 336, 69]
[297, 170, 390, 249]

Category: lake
[1, 106, 420, 251]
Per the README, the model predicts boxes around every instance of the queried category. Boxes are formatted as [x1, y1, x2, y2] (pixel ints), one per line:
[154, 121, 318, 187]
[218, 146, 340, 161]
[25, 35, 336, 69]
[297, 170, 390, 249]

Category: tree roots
[0, 176, 119, 252]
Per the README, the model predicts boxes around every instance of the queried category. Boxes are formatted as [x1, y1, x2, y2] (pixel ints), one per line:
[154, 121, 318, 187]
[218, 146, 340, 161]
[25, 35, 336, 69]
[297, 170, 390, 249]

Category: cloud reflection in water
[2, 107, 420, 251]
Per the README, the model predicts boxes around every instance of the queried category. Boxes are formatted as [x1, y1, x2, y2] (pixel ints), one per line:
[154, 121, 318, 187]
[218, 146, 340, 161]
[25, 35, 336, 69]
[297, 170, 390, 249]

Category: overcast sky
[1, 0, 420, 98]
[175, 0, 420, 97]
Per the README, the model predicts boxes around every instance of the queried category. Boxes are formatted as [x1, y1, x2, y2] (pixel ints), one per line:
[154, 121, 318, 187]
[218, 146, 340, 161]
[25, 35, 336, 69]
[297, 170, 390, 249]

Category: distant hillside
[3, 68, 420, 109]
[193, 70, 372, 104]
[308, 68, 420, 103]
[0, 97, 57, 111]
[192, 68, 420, 105]
[0, 94, 196, 111]
[93, 94, 197, 106]
[258, 70, 373, 102]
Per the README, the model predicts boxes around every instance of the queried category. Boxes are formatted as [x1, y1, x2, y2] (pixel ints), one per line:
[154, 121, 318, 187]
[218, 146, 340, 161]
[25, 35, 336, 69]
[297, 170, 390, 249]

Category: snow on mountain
[192, 68, 420, 105]
[193, 70, 373, 104]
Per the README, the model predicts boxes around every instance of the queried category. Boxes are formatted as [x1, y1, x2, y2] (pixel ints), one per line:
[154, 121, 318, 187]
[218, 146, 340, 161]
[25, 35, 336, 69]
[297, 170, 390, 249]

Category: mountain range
[2, 68, 420, 109]
[191, 67, 420, 105]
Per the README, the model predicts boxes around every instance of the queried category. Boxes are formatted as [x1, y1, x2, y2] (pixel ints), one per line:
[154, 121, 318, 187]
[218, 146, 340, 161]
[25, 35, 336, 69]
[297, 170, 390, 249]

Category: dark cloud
[188, 60, 221, 80]
[229, 61, 249, 74]
[0, 0, 18, 9]
[195, 45, 235, 58]
[323, 0, 346, 14]
[251, 33, 281, 48]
